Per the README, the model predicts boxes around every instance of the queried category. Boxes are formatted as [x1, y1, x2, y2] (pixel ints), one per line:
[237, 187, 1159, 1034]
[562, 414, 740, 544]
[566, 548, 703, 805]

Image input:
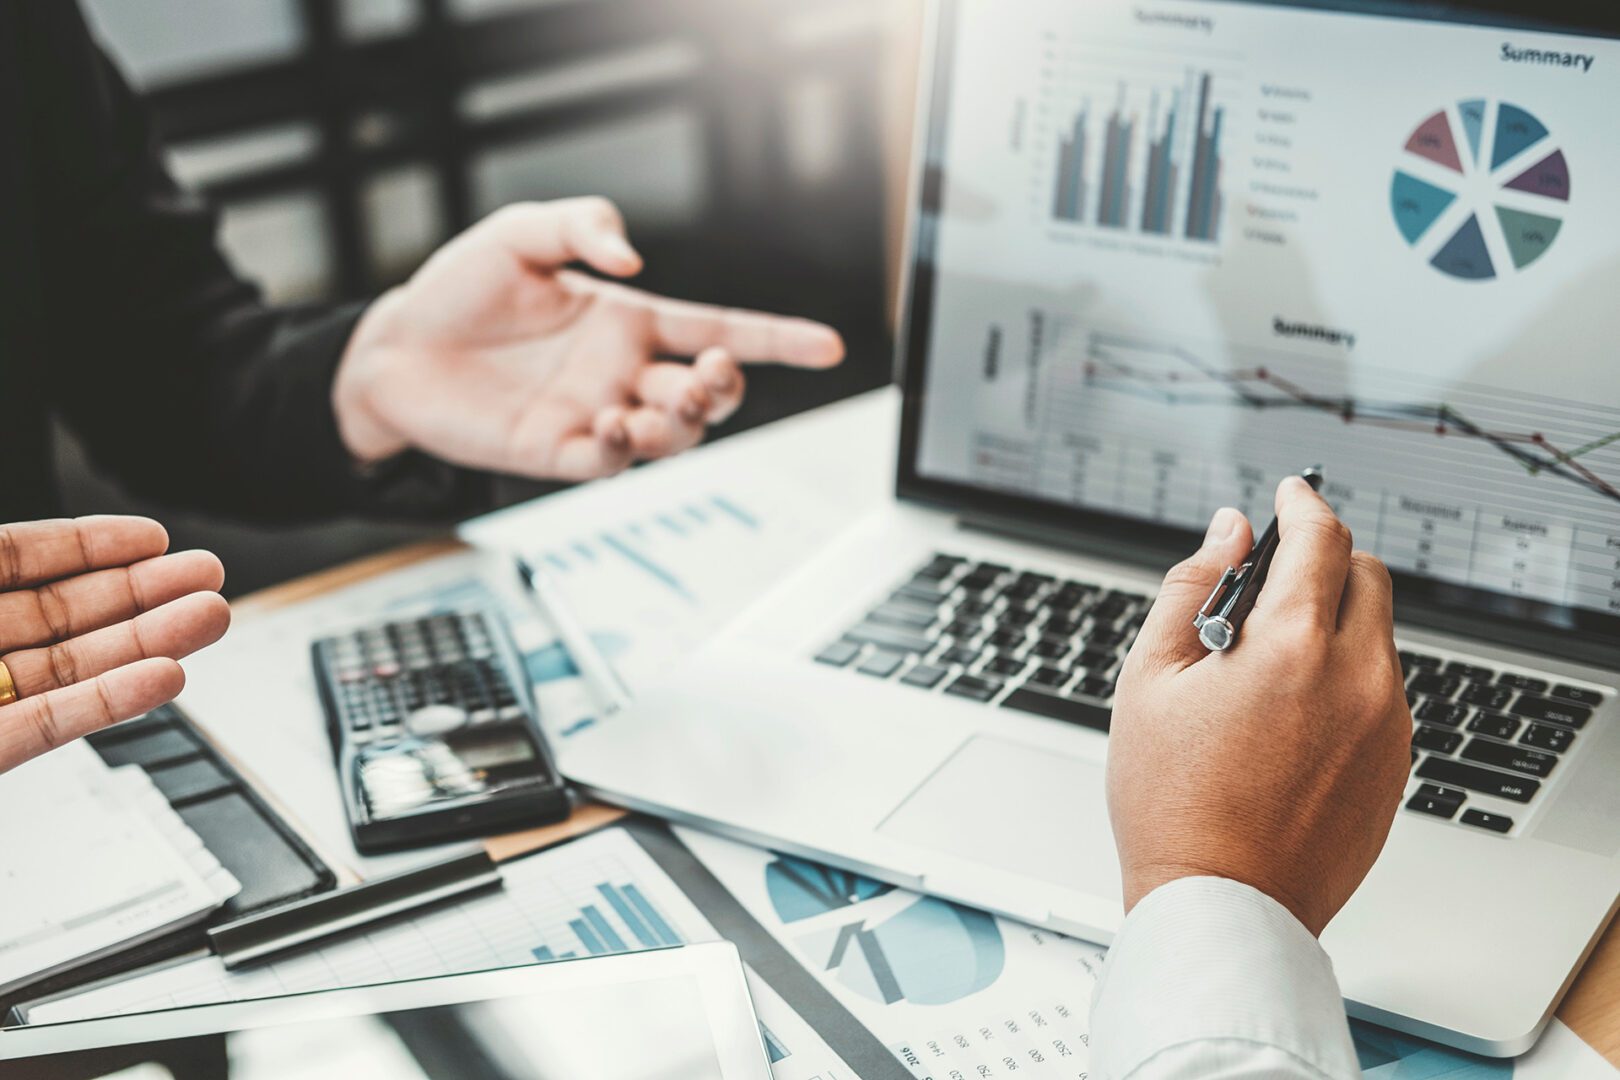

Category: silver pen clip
[1193, 563, 1251, 652]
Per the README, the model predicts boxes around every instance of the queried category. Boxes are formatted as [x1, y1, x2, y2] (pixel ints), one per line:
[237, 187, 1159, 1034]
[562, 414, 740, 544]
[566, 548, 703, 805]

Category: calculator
[312, 610, 570, 854]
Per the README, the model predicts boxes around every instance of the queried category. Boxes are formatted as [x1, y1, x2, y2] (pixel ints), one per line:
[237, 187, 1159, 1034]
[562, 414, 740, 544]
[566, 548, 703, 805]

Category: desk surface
[230, 392, 1620, 1068]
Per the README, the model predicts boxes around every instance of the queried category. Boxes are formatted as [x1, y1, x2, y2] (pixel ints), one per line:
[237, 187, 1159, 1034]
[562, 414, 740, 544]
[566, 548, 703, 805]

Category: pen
[514, 556, 634, 718]
[1193, 466, 1326, 653]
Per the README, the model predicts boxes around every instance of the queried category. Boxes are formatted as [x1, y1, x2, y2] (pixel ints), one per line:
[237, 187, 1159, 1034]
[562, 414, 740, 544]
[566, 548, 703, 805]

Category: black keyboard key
[946, 675, 1002, 702]
[1467, 713, 1520, 740]
[1458, 683, 1514, 711]
[1016, 571, 1056, 588]
[945, 619, 983, 640]
[893, 584, 951, 606]
[1510, 695, 1592, 729]
[1496, 673, 1548, 694]
[858, 650, 906, 678]
[816, 641, 861, 668]
[1445, 661, 1495, 682]
[867, 604, 937, 631]
[1398, 650, 1442, 673]
[1460, 809, 1513, 834]
[1406, 792, 1461, 819]
[986, 656, 1027, 678]
[1521, 723, 1574, 753]
[1077, 649, 1119, 673]
[1417, 758, 1540, 802]
[1028, 666, 1069, 688]
[1408, 673, 1462, 699]
[901, 664, 948, 689]
[1551, 684, 1604, 708]
[986, 629, 1024, 649]
[1417, 783, 1466, 803]
[1414, 699, 1470, 727]
[914, 555, 965, 581]
[940, 645, 981, 667]
[1030, 638, 1071, 660]
[1086, 627, 1129, 649]
[1090, 603, 1130, 624]
[1413, 726, 1462, 754]
[1044, 616, 1083, 638]
[957, 599, 993, 618]
[1000, 688, 1111, 733]
[1001, 608, 1037, 628]
[1461, 738, 1557, 778]
[843, 622, 933, 656]
[1076, 676, 1116, 699]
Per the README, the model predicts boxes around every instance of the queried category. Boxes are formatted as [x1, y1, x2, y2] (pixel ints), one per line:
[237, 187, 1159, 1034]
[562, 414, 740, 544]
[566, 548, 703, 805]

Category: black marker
[1193, 467, 1325, 652]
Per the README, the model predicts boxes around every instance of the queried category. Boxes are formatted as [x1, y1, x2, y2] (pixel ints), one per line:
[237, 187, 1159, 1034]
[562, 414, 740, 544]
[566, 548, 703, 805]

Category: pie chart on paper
[1390, 99, 1570, 281]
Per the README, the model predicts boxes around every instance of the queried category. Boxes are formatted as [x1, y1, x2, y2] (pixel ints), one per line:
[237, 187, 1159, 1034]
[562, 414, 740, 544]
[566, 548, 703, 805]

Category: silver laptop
[561, 0, 1620, 1056]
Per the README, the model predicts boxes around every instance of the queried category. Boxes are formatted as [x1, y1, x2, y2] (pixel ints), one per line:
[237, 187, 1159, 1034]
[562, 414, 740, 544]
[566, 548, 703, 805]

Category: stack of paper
[0, 742, 240, 997]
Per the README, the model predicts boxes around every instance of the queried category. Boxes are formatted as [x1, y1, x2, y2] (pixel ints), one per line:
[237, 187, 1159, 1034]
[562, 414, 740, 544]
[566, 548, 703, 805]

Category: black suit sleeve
[26, 2, 490, 522]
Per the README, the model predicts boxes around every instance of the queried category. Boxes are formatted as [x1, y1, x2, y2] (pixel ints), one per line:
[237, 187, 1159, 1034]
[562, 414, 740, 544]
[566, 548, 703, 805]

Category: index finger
[0, 517, 170, 592]
[646, 295, 846, 368]
[1249, 476, 1354, 629]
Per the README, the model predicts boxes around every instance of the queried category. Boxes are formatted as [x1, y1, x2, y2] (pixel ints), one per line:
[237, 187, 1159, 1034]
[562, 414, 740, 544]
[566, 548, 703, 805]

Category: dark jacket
[0, 1, 482, 522]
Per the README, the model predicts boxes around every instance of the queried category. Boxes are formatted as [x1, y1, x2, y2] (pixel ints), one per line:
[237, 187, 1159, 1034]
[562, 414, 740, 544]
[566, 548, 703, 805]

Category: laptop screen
[900, 0, 1620, 652]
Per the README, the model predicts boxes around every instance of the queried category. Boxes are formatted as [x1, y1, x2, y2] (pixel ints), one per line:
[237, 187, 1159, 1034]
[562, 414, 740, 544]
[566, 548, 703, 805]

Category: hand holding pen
[1109, 475, 1411, 935]
[1194, 467, 1325, 652]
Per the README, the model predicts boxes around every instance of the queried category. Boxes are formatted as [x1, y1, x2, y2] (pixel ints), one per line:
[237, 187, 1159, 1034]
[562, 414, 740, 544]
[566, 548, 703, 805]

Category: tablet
[0, 943, 771, 1079]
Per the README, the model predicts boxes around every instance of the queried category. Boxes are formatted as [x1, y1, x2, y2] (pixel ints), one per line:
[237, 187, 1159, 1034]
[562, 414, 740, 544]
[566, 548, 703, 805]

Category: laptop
[560, 0, 1620, 1056]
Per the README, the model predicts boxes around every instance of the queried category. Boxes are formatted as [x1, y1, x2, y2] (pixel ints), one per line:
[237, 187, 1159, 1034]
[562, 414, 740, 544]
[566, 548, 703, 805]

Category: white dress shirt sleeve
[1089, 876, 1362, 1080]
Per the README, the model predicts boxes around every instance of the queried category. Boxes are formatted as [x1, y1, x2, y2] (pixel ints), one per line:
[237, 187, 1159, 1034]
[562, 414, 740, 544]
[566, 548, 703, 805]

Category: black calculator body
[312, 610, 569, 854]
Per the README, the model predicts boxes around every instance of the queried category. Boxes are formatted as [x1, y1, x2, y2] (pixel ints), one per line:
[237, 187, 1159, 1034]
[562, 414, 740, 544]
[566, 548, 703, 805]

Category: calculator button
[406, 705, 469, 738]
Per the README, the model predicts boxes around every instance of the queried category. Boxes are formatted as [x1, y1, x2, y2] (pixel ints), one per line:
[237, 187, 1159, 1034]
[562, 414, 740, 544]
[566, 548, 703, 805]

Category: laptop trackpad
[877, 736, 1122, 899]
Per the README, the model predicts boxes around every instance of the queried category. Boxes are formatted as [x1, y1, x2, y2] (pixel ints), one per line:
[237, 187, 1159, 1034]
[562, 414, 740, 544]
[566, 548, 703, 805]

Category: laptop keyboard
[819, 553, 1611, 839]
[816, 554, 1151, 735]
[1398, 649, 1600, 834]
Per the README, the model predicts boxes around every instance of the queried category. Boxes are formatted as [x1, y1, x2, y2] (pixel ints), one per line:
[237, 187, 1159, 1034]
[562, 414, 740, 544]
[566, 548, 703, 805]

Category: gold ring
[0, 661, 16, 707]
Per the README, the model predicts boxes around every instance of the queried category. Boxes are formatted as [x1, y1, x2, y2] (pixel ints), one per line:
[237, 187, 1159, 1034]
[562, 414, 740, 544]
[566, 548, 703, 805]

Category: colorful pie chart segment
[1496, 206, 1563, 270]
[1405, 110, 1464, 173]
[1430, 214, 1494, 280]
[1491, 103, 1549, 170]
[1391, 172, 1457, 244]
[1390, 100, 1569, 281]
[1459, 98, 1486, 166]
[1504, 150, 1571, 201]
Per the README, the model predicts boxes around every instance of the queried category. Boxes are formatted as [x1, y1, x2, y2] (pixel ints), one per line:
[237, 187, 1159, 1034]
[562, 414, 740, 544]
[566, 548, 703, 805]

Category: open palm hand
[334, 198, 846, 481]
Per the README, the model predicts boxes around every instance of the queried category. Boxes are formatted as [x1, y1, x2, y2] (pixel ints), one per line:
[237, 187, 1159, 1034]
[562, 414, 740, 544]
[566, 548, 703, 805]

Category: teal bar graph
[625, 884, 682, 947]
[570, 918, 606, 955]
[532, 880, 686, 961]
[582, 906, 627, 952]
[599, 884, 660, 949]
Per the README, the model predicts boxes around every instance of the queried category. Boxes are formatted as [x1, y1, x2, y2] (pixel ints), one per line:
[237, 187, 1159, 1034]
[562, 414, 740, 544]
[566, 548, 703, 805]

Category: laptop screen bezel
[894, 0, 1620, 668]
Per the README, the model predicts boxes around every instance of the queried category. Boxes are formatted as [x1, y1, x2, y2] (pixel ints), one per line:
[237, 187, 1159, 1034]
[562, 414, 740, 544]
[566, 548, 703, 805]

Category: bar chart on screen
[1037, 27, 1243, 249]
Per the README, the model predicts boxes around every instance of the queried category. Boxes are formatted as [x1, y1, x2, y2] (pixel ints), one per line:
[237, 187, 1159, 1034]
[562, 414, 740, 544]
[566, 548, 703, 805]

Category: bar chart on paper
[461, 468, 841, 687]
[1041, 29, 1239, 246]
[21, 830, 705, 1025]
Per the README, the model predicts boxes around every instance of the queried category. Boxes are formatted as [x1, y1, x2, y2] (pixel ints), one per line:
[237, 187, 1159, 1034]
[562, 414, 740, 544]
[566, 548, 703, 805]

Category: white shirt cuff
[1090, 876, 1360, 1080]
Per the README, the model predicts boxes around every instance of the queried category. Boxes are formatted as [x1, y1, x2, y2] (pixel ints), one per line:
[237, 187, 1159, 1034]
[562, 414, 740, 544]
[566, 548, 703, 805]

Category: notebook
[0, 742, 239, 997]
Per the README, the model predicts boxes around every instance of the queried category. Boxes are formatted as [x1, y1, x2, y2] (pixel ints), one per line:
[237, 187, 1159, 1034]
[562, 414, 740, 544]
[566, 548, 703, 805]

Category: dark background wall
[64, 0, 905, 595]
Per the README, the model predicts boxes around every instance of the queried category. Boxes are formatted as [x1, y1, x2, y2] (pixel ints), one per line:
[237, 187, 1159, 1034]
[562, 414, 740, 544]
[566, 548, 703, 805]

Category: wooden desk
[236, 538, 1620, 1067]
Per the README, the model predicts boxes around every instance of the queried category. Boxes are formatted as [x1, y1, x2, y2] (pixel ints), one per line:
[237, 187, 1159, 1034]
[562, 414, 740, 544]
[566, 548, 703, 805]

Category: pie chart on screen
[1390, 99, 1570, 281]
